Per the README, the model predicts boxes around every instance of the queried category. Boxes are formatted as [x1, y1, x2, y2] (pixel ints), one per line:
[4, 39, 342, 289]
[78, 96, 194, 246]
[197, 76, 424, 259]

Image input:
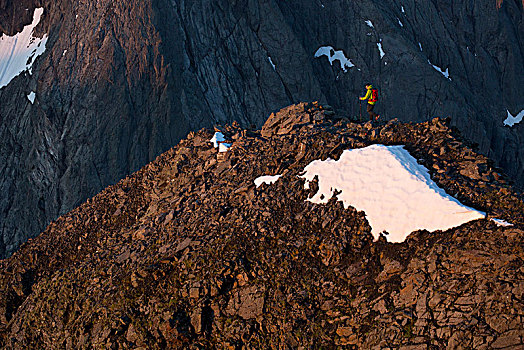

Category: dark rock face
[0, 0, 523, 257]
[0, 108, 522, 348]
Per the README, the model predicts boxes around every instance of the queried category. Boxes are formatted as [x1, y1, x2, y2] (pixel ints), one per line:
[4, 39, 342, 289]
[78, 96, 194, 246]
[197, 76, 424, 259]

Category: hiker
[359, 84, 380, 122]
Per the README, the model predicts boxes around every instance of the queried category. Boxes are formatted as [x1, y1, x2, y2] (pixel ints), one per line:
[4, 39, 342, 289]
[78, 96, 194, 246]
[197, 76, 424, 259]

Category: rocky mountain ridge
[0, 0, 522, 259]
[0, 104, 522, 349]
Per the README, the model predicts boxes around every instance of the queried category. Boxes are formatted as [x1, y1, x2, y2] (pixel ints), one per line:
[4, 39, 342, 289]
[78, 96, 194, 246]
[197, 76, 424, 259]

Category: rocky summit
[0, 104, 522, 349]
[1, 0, 523, 259]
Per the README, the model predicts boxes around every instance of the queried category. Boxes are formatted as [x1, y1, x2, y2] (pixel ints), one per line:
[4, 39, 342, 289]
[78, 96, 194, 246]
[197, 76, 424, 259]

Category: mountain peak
[1, 104, 522, 348]
[1, 0, 523, 263]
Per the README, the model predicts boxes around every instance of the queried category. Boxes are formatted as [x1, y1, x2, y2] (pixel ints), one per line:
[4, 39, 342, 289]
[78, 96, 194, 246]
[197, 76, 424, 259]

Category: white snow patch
[418, 42, 423, 51]
[0, 8, 48, 89]
[300, 145, 485, 243]
[401, 6, 405, 13]
[491, 218, 513, 227]
[377, 42, 385, 59]
[429, 60, 451, 80]
[398, 18, 404, 27]
[268, 56, 276, 71]
[254, 175, 282, 187]
[218, 142, 231, 153]
[365, 20, 374, 28]
[210, 132, 231, 152]
[503, 109, 524, 127]
[27, 91, 35, 103]
[210, 132, 225, 148]
[314, 46, 355, 72]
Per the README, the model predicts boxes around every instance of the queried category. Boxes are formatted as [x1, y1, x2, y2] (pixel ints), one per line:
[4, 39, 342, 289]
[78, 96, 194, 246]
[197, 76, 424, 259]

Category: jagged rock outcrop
[0, 0, 522, 258]
[0, 105, 522, 348]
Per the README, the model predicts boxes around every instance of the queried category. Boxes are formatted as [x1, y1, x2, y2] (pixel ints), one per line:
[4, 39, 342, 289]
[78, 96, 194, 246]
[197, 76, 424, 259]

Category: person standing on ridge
[359, 84, 380, 122]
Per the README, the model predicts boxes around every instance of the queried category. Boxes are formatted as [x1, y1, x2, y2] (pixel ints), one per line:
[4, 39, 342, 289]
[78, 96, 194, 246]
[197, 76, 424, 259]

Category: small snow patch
[418, 42, 423, 51]
[429, 60, 451, 80]
[503, 109, 524, 127]
[27, 91, 35, 104]
[314, 46, 355, 72]
[491, 218, 513, 227]
[268, 56, 276, 71]
[300, 145, 485, 243]
[377, 42, 385, 59]
[254, 175, 282, 187]
[401, 6, 405, 13]
[210, 132, 232, 152]
[0, 8, 48, 89]
[210, 132, 225, 148]
[365, 20, 374, 28]
[398, 18, 404, 27]
[218, 142, 231, 153]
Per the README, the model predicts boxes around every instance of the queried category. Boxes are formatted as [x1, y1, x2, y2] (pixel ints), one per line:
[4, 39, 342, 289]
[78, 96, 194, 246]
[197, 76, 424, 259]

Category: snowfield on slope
[314, 46, 355, 72]
[300, 145, 486, 243]
[0, 8, 47, 89]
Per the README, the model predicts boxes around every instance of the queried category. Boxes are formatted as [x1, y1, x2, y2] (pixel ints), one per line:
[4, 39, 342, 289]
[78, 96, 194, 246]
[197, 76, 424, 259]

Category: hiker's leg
[367, 104, 374, 121]
[367, 104, 378, 120]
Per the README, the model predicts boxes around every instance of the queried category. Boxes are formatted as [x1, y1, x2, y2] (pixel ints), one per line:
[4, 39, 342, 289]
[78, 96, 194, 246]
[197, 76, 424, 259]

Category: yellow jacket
[360, 85, 377, 105]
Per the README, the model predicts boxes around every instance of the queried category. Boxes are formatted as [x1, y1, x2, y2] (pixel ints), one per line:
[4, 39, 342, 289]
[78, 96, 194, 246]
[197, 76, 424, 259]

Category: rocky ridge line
[0, 103, 522, 349]
[1, 0, 523, 259]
